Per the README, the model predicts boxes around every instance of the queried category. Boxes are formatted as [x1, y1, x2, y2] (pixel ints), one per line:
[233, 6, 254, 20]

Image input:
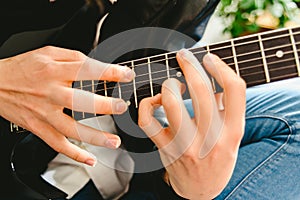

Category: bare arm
[0, 46, 135, 166]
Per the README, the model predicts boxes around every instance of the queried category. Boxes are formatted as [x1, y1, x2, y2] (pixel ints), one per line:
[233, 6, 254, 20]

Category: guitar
[3, 25, 300, 199]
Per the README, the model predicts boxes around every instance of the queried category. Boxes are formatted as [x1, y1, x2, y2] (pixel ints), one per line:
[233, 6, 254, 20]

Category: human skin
[0, 46, 135, 166]
[139, 50, 246, 199]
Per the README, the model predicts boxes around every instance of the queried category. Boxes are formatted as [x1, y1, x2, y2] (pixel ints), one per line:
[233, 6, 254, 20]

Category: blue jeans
[68, 78, 300, 200]
[216, 78, 300, 200]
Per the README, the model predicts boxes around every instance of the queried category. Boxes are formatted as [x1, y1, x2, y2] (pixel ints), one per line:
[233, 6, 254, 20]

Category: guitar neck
[11, 25, 300, 131]
[71, 25, 300, 120]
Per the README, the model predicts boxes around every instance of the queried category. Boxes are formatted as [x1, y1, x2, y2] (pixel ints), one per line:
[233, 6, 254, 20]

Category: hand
[139, 49, 246, 199]
[0, 46, 135, 166]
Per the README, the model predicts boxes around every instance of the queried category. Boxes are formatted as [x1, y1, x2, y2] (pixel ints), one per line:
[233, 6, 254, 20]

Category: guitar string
[12, 27, 300, 129]
[76, 31, 300, 90]
[100, 62, 298, 98]
[74, 27, 300, 116]
[76, 48, 298, 94]
[117, 32, 300, 69]
[115, 28, 300, 67]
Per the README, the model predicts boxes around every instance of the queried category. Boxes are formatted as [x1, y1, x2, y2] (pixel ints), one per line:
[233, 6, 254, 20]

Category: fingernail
[105, 138, 121, 149]
[177, 48, 189, 57]
[115, 100, 127, 113]
[85, 158, 97, 167]
[204, 53, 218, 65]
[122, 66, 135, 81]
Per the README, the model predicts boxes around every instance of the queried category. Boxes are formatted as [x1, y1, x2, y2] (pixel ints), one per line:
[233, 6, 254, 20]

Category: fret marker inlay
[176, 71, 182, 77]
[275, 50, 284, 58]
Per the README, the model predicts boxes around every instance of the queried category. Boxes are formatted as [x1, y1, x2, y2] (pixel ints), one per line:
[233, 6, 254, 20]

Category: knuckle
[107, 65, 121, 80]
[139, 98, 150, 108]
[41, 45, 55, 53]
[43, 60, 57, 74]
[54, 144, 64, 154]
[61, 92, 73, 108]
[71, 50, 85, 60]
[138, 116, 150, 128]
[72, 152, 82, 162]
[181, 150, 197, 164]
[95, 98, 112, 114]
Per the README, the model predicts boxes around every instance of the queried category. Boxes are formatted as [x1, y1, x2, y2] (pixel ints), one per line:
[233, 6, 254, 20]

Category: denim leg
[215, 78, 300, 200]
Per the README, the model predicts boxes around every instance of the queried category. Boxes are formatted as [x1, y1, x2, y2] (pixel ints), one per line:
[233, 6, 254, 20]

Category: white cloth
[42, 115, 134, 199]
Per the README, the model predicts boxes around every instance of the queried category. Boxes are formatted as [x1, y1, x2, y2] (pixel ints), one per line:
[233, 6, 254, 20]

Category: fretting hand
[0, 46, 135, 166]
[139, 50, 246, 199]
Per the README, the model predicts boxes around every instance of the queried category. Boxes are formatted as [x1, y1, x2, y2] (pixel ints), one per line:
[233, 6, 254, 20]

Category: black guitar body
[0, 0, 218, 199]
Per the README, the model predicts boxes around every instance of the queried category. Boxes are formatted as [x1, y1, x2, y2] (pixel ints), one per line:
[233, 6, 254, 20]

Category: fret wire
[207, 45, 217, 93]
[289, 28, 300, 76]
[118, 28, 300, 68]
[231, 29, 300, 48]
[97, 74, 178, 97]
[91, 67, 180, 91]
[229, 55, 296, 76]
[199, 30, 300, 57]
[91, 80, 96, 116]
[90, 60, 297, 98]
[132, 61, 138, 108]
[116, 28, 300, 69]
[165, 54, 170, 79]
[118, 82, 122, 98]
[221, 42, 288, 62]
[80, 81, 85, 119]
[225, 49, 294, 67]
[107, 65, 298, 99]
[125, 75, 179, 99]
[258, 35, 270, 83]
[104, 80, 107, 97]
[80, 80, 83, 90]
[77, 46, 298, 94]
[232, 56, 296, 72]
[119, 32, 300, 70]
[147, 57, 154, 97]
[91, 80, 95, 93]
[77, 50, 297, 93]
[77, 28, 300, 93]
[195, 40, 300, 66]
[231, 39, 240, 76]
[102, 57, 297, 96]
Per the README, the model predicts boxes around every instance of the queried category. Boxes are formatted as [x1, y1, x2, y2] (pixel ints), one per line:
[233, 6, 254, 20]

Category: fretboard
[71, 25, 300, 121]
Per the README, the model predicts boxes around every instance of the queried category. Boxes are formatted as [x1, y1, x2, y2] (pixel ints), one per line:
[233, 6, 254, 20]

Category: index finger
[176, 49, 216, 123]
[59, 58, 135, 82]
[202, 53, 246, 127]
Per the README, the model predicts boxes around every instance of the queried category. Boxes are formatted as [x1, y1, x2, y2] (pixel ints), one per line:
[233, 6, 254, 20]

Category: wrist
[163, 171, 215, 200]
